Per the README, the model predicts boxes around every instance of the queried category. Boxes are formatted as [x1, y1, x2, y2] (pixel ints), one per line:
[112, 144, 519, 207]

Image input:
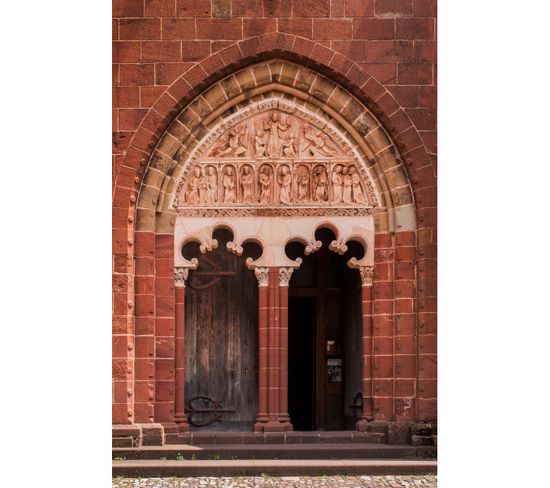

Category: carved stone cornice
[359, 266, 374, 287]
[278, 267, 294, 287]
[254, 267, 269, 287]
[174, 267, 189, 288]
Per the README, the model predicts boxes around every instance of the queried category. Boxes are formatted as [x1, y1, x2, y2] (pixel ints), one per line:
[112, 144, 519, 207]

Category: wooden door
[184, 235, 258, 431]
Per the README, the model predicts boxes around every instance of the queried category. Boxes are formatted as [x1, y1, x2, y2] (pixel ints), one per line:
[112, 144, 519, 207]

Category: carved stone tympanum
[172, 99, 378, 216]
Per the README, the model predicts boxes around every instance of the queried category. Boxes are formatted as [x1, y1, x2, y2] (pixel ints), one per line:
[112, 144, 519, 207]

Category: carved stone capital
[359, 266, 374, 287]
[174, 267, 189, 287]
[254, 267, 269, 287]
[279, 267, 294, 287]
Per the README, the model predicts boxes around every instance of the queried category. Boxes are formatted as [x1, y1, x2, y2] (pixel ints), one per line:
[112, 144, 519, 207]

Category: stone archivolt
[172, 99, 378, 216]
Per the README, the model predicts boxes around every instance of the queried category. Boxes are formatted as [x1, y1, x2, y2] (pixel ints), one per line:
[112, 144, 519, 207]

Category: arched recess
[115, 41, 436, 431]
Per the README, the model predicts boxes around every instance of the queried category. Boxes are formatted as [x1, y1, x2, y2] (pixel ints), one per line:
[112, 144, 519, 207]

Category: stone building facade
[113, 0, 436, 445]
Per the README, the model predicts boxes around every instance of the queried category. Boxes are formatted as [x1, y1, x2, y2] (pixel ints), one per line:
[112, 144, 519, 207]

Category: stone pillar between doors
[356, 265, 375, 431]
[174, 267, 190, 433]
[254, 266, 294, 432]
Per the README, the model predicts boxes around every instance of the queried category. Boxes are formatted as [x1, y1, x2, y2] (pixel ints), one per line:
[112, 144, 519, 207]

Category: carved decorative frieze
[279, 267, 294, 287]
[172, 207, 373, 217]
[174, 267, 189, 287]
[172, 99, 379, 216]
[254, 267, 269, 287]
[358, 266, 374, 287]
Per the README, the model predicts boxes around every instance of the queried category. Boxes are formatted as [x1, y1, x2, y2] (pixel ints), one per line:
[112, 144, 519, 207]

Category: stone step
[113, 443, 436, 461]
[166, 430, 386, 446]
[112, 458, 437, 477]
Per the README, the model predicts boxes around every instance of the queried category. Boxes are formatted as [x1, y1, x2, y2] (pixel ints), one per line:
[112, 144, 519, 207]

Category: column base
[175, 415, 190, 433]
[254, 420, 293, 432]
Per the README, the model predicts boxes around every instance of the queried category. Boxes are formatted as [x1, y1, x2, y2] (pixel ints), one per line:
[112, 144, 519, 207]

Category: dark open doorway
[288, 296, 316, 431]
[286, 228, 363, 431]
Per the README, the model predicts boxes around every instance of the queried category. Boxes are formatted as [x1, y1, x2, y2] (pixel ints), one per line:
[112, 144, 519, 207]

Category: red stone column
[254, 266, 293, 432]
[174, 267, 189, 432]
[254, 267, 269, 431]
[356, 266, 374, 431]
[265, 267, 282, 431]
[278, 267, 294, 431]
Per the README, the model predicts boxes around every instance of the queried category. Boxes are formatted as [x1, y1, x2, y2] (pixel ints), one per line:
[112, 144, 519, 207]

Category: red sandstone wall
[113, 0, 436, 183]
[113, 0, 437, 427]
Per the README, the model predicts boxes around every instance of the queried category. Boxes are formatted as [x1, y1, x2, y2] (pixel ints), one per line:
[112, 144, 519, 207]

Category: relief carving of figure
[296, 165, 309, 202]
[277, 165, 292, 204]
[312, 165, 328, 202]
[263, 111, 290, 158]
[258, 165, 273, 204]
[331, 165, 344, 204]
[281, 132, 297, 157]
[254, 128, 266, 157]
[342, 166, 353, 204]
[212, 125, 248, 157]
[241, 165, 255, 204]
[209, 133, 230, 157]
[302, 127, 337, 157]
[186, 166, 206, 205]
[350, 166, 367, 204]
[222, 166, 236, 203]
[205, 165, 218, 204]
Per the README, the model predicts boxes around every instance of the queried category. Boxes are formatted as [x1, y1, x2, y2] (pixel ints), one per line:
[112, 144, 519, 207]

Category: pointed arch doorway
[155, 57, 418, 433]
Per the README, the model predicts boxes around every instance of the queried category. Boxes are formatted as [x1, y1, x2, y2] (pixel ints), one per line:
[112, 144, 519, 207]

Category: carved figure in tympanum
[241, 164, 255, 204]
[204, 165, 218, 204]
[264, 111, 290, 158]
[312, 165, 329, 202]
[211, 125, 248, 157]
[342, 167, 353, 204]
[254, 128, 266, 157]
[258, 165, 273, 204]
[350, 166, 367, 204]
[296, 165, 310, 202]
[277, 164, 292, 204]
[302, 127, 337, 157]
[186, 166, 207, 205]
[281, 132, 298, 157]
[222, 165, 237, 203]
[331, 165, 344, 204]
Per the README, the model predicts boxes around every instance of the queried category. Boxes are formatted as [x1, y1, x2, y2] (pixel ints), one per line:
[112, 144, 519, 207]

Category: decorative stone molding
[279, 268, 294, 287]
[357, 266, 375, 287]
[174, 267, 189, 287]
[254, 267, 269, 287]
[174, 216, 374, 269]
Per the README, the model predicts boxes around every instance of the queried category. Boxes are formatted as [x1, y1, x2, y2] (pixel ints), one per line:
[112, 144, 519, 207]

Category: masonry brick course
[113, 0, 437, 434]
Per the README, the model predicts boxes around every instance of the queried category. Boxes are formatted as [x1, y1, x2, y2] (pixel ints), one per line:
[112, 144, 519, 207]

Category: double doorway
[183, 227, 364, 431]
